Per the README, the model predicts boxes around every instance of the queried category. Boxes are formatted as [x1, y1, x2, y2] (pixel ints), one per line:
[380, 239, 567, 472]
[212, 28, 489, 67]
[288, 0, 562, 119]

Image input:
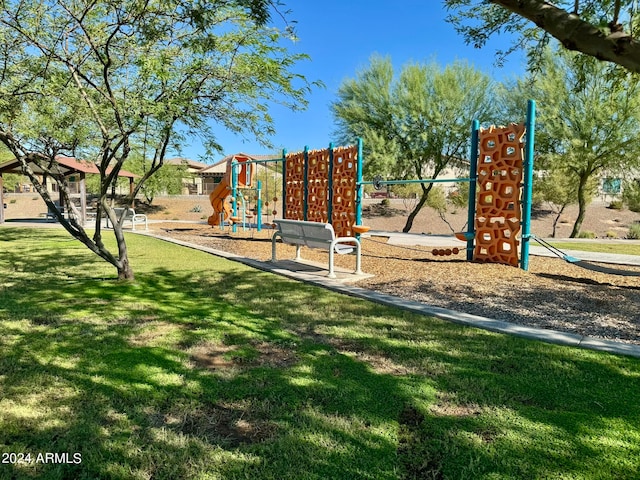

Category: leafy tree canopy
[445, 0, 640, 74]
[508, 47, 640, 236]
[0, 0, 315, 279]
[332, 55, 496, 232]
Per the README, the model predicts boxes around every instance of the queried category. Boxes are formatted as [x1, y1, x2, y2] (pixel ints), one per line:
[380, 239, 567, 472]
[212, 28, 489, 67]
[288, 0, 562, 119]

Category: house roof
[0, 155, 139, 178]
[199, 153, 281, 176]
[164, 157, 209, 170]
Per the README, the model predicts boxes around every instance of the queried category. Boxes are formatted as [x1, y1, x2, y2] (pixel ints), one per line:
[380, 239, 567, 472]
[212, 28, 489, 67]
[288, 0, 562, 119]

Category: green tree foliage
[0, 0, 314, 279]
[332, 56, 496, 232]
[444, 0, 640, 74]
[1, 174, 22, 193]
[390, 183, 421, 214]
[0, 145, 20, 192]
[512, 48, 640, 237]
[127, 157, 188, 204]
[622, 180, 640, 212]
[534, 170, 580, 237]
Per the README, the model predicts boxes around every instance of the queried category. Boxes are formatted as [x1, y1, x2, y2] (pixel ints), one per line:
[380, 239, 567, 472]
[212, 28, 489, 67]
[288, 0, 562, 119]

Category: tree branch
[492, 0, 640, 73]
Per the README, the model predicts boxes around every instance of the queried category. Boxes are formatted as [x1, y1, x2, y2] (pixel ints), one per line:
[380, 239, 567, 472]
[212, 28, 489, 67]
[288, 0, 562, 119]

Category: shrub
[391, 184, 420, 213]
[622, 181, 640, 212]
[576, 230, 596, 239]
[448, 182, 469, 209]
[608, 200, 623, 210]
[628, 224, 640, 240]
[605, 230, 618, 239]
[426, 186, 447, 213]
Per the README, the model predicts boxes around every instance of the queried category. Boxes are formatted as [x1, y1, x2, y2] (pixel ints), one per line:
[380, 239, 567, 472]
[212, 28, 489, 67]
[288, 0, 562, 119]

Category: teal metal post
[467, 120, 480, 262]
[281, 149, 287, 220]
[231, 160, 238, 234]
[256, 180, 262, 232]
[521, 99, 536, 271]
[239, 192, 247, 231]
[328, 142, 334, 224]
[355, 137, 363, 238]
[303, 145, 309, 221]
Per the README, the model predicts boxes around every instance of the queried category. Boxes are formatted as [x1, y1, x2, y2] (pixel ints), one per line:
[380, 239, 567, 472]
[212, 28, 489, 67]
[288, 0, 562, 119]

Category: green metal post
[521, 99, 536, 271]
[467, 120, 480, 262]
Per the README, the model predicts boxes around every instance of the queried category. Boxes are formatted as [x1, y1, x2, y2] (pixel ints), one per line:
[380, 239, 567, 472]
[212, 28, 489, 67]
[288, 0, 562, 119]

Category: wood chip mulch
[153, 223, 640, 347]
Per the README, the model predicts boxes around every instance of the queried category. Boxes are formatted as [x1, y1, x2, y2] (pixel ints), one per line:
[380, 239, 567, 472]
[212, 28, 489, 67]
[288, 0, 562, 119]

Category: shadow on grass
[0, 309, 404, 478]
[1, 228, 640, 479]
[0, 254, 406, 478]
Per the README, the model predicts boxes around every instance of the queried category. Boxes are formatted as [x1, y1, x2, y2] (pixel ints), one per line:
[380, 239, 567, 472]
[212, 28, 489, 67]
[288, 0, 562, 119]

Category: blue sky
[179, 1, 526, 162]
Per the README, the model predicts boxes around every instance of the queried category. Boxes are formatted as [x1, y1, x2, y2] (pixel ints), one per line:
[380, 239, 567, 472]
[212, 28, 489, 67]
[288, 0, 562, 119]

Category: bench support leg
[271, 233, 281, 263]
[295, 245, 302, 261]
[328, 248, 336, 279]
[354, 243, 363, 276]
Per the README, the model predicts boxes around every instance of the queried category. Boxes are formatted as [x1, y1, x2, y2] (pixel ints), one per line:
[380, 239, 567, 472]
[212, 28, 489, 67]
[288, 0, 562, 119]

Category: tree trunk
[101, 196, 135, 281]
[550, 204, 566, 238]
[402, 184, 432, 233]
[117, 255, 134, 281]
[551, 213, 560, 238]
[570, 175, 589, 237]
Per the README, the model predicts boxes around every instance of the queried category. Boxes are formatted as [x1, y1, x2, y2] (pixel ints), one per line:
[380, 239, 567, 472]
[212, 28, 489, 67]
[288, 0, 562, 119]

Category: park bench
[106, 207, 148, 231]
[46, 201, 77, 222]
[271, 219, 362, 279]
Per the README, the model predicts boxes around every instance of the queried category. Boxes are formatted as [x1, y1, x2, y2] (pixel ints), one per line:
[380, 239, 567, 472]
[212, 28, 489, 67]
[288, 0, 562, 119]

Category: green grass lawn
[544, 240, 640, 256]
[1, 228, 639, 479]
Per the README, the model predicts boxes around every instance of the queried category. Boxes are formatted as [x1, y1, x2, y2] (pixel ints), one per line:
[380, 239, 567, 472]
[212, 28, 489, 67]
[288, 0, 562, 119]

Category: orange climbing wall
[284, 145, 359, 237]
[474, 124, 525, 267]
[331, 145, 358, 238]
[306, 149, 330, 223]
[284, 151, 305, 220]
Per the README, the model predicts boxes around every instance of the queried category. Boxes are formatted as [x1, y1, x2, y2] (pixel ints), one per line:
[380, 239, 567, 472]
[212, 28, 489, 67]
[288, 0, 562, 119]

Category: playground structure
[473, 121, 529, 267]
[362, 100, 537, 270]
[207, 141, 366, 238]
[208, 100, 538, 271]
[207, 155, 260, 229]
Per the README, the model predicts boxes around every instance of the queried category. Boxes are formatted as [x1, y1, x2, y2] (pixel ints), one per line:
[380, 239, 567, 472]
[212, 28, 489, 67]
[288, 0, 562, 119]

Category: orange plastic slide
[207, 177, 232, 226]
[207, 155, 254, 226]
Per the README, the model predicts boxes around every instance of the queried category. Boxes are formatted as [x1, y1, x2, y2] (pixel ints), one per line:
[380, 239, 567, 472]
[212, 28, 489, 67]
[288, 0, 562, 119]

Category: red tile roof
[55, 156, 139, 178]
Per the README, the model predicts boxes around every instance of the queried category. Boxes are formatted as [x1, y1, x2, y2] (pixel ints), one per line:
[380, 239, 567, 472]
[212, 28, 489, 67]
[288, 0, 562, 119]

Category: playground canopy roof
[0, 155, 139, 178]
